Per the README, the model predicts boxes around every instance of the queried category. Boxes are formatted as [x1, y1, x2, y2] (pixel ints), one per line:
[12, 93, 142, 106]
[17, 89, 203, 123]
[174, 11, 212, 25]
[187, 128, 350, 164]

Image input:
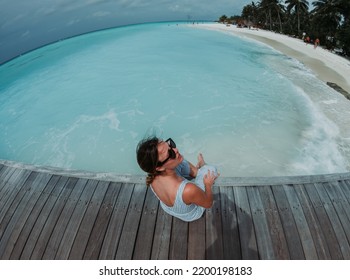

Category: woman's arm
[182, 170, 218, 208]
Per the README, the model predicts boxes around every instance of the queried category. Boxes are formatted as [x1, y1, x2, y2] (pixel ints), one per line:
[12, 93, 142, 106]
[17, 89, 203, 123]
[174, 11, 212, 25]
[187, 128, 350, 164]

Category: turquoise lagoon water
[0, 22, 348, 176]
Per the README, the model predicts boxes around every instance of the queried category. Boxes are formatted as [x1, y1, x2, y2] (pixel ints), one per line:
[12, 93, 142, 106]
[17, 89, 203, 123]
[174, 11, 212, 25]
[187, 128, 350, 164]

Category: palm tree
[257, 0, 285, 32]
[337, 0, 350, 22]
[335, 0, 350, 55]
[312, 0, 339, 15]
[219, 15, 228, 23]
[285, 0, 309, 35]
[260, 0, 274, 30]
[311, 0, 350, 52]
[312, 0, 342, 29]
[271, 0, 285, 33]
[311, 0, 341, 48]
[242, 2, 258, 24]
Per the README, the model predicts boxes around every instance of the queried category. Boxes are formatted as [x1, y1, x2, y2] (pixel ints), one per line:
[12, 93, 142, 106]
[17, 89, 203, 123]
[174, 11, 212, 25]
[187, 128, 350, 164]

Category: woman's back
[151, 178, 205, 222]
[151, 175, 183, 207]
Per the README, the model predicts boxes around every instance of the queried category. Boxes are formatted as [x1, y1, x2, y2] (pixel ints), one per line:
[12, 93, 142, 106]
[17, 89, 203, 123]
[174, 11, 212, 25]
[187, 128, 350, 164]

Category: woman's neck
[161, 168, 177, 177]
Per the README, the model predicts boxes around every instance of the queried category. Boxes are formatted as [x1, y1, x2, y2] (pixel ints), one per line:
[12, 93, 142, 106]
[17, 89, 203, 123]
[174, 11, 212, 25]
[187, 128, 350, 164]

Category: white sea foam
[35, 110, 122, 169]
[286, 87, 346, 174]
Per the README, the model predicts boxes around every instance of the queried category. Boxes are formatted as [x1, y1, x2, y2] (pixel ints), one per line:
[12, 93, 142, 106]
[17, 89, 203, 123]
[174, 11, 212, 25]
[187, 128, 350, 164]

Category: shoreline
[193, 23, 350, 95]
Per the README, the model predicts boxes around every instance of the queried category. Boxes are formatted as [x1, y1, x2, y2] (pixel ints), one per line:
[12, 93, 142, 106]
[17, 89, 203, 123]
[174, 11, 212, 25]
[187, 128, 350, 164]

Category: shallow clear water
[0, 22, 348, 176]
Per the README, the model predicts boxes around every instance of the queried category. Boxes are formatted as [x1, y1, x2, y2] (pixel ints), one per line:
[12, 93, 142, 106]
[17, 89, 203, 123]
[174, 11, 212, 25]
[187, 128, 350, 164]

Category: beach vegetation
[259, 0, 286, 33]
[311, 0, 342, 49]
[219, 15, 228, 23]
[241, 2, 259, 25]
[285, 0, 309, 35]
[218, 14, 241, 25]
[224, 0, 350, 57]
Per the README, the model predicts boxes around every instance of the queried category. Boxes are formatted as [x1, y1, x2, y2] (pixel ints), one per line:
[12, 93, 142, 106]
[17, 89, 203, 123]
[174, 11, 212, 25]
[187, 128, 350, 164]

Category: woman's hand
[203, 169, 219, 188]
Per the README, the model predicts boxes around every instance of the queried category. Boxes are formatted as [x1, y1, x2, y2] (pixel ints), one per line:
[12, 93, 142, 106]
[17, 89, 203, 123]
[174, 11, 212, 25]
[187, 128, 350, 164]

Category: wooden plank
[325, 181, 350, 234]
[30, 177, 78, 259]
[0, 168, 32, 222]
[151, 208, 172, 260]
[303, 183, 343, 259]
[42, 178, 88, 259]
[258, 186, 290, 259]
[0, 166, 16, 196]
[271, 185, 305, 259]
[55, 179, 99, 260]
[187, 215, 206, 259]
[20, 176, 69, 259]
[68, 180, 110, 259]
[132, 187, 159, 260]
[98, 183, 134, 260]
[219, 186, 241, 259]
[0, 167, 20, 238]
[283, 184, 318, 259]
[339, 180, 350, 201]
[233, 187, 258, 259]
[0, 169, 33, 238]
[115, 184, 147, 260]
[0, 172, 52, 259]
[246, 186, 275, 259]
[169, 218, 188, 260]
[0, 165, 13, 193]
[293, 184, 331, 259]
[83, 182, 122, 260]
[205, 186, 224, 259]
[0, 171, 37, 258]
[0, 167, 28, 197]
[325, 181, 350, 225]
[344, 180, 350, 191]
[0, 164, 5, 185]
[316, 182, 350, 259]
[0, 171, 38, 240]
[10, 175, 61, 260]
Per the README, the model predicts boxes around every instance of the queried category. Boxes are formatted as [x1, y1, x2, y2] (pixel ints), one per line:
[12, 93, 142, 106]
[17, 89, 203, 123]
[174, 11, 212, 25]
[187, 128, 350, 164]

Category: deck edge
[2, 159, 350, 187]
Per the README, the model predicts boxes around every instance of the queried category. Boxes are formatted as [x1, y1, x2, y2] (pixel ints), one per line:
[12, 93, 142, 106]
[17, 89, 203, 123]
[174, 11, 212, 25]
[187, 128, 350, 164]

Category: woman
[136, 136, 219, 222]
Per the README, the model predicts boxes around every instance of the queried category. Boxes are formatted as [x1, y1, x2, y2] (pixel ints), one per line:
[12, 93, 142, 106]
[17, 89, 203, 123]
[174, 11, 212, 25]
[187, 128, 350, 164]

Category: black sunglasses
[157, 138, 176, 167]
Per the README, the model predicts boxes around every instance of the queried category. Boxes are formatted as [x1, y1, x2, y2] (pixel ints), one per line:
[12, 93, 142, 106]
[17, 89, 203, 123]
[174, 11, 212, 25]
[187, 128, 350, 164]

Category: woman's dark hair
[136, 136, 161, 185]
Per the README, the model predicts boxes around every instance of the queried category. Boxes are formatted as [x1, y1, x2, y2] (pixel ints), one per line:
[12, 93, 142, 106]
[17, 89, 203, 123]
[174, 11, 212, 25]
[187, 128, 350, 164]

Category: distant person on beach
[305, 36, 310, 45]
[136, 137, 219, 222]
[314, 38, 320, 49]
[302, 32, 306, 41]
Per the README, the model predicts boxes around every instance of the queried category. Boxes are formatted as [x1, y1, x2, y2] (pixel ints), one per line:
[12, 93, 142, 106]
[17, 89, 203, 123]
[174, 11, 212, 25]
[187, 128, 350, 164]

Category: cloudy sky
[0, 0, 252, 64]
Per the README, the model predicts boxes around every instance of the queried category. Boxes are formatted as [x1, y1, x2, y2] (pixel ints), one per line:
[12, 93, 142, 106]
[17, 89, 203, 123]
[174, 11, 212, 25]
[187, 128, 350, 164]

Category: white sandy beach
[194, 23, 350, 94]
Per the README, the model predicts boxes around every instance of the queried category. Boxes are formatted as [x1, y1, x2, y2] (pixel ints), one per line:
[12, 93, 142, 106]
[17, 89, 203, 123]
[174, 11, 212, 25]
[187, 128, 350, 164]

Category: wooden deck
[1, 161, 350, 260]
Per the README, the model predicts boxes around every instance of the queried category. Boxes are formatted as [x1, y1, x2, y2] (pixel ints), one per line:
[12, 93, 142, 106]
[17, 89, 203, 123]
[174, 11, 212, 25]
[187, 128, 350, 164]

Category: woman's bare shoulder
[182, 182, 203, 200]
